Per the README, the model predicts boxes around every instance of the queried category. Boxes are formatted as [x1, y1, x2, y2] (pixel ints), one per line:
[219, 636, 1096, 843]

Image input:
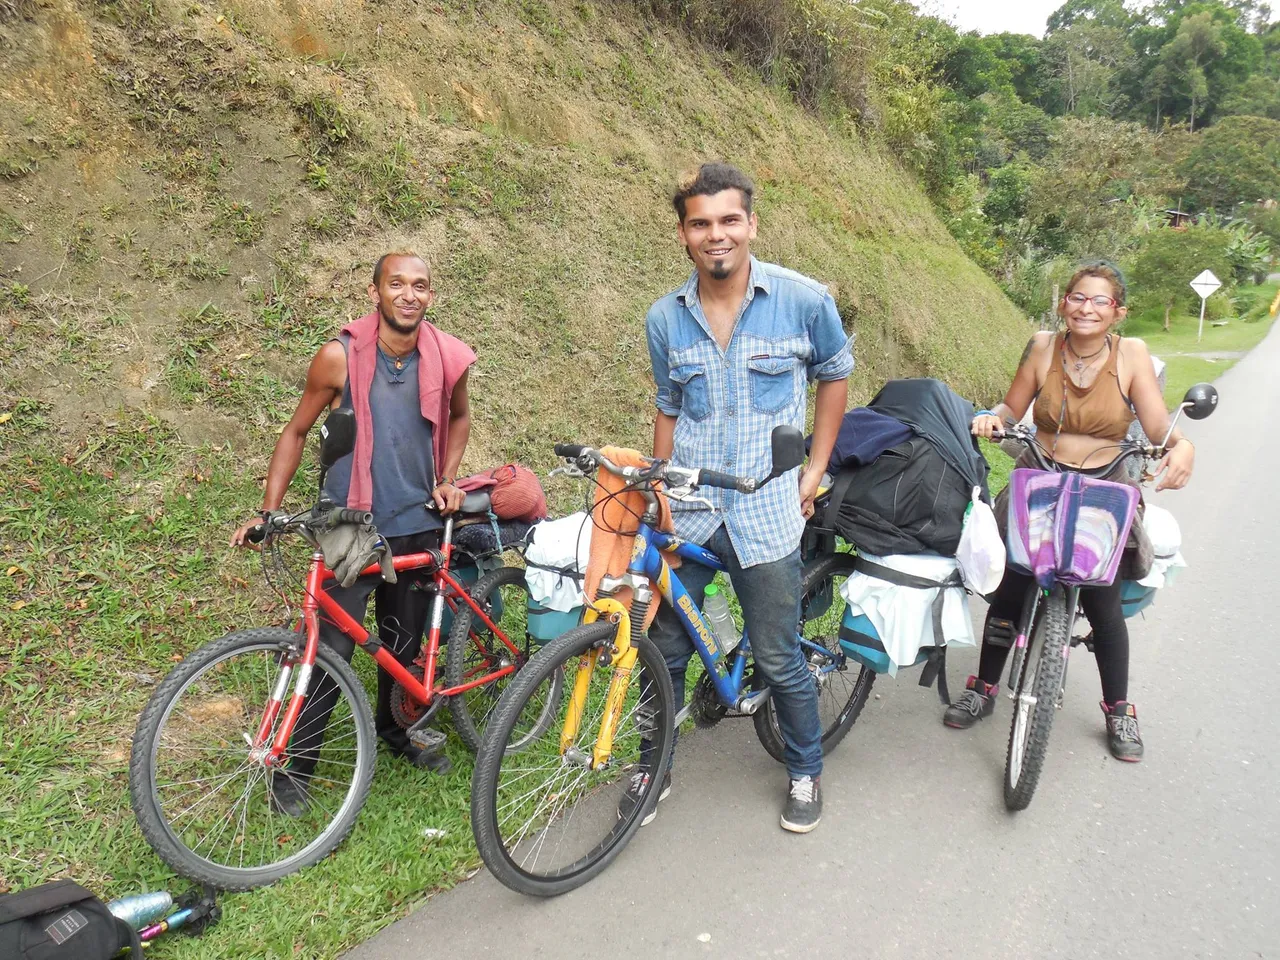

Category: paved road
[348, 324, 1280, 960]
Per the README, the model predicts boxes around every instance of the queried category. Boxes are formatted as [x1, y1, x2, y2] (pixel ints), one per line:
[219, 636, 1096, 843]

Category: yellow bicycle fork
[559, 597, 639, 768]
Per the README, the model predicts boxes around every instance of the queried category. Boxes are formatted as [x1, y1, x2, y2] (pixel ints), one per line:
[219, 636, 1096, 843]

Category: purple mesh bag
[1005, 468, 1139, 588]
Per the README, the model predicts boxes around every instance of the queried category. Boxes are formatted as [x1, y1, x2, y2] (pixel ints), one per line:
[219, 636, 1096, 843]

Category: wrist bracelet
[975, 409, 997, 419]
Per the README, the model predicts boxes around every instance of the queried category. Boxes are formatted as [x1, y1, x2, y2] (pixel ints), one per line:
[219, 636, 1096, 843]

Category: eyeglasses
[1064, 292, 1120, 309]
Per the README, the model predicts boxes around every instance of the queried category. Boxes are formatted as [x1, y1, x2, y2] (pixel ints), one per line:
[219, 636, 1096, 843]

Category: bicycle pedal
[409, 727, 448, 752]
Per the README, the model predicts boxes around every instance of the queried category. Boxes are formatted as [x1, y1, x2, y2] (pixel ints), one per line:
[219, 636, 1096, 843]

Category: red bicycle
[128, 409, 562, 889]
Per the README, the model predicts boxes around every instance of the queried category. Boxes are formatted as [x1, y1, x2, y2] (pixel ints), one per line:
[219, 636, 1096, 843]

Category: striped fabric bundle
[1006, 468, 1140, 588]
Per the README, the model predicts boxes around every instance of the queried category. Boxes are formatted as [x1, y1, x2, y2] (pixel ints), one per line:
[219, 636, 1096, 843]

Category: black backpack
[0, 880, 143, 960]
[824, 436, 971, 558]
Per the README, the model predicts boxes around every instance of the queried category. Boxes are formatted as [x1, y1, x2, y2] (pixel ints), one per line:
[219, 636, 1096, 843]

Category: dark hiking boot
[617, 769, 672, 827]
[269, 771, 311, 817]
[943, 676, 998, 729]
[1103, 701, 1144, 762]
[780, 775, 822, 834]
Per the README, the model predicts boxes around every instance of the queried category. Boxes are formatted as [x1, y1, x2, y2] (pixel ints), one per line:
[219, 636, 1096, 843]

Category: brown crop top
[1032, 333, 1135, 443]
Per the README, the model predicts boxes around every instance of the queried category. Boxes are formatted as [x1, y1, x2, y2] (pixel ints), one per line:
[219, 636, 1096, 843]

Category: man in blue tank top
[231, 252, 475, 815]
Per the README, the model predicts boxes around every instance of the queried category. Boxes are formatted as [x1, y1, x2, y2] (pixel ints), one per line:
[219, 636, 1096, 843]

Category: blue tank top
[323, 336, 442, 537]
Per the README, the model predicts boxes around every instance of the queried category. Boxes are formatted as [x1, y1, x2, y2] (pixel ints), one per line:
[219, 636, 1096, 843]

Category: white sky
[929, 0, 1066, 37]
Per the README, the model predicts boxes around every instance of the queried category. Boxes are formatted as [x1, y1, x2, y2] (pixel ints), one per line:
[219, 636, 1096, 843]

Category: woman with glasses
[942, 262, 1197, 761]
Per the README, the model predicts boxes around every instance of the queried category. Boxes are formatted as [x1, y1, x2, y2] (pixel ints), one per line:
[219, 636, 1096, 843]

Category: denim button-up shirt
[646, 257, 855, 567]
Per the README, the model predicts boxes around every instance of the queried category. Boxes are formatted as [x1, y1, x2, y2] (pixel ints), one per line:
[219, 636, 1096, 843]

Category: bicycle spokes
[148, 642, 364, 874]
[487, 633, 668, 882]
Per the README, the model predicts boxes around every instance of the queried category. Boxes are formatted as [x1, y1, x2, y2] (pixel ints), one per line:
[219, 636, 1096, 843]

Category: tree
[1219, 73, 1280, 118]
[1030, 117, 1182, 254]
[1180, 115, 1280, 210]
[1045, 0, 1133, 34]
[983, 163, 1034, 225]
[1039, 22, 1135, 116]
[1127, 224, 1234, 329]
[981, 33, 1048, 105]
[980, 92, 1054, 161]
[1161, 12, 1228, 131]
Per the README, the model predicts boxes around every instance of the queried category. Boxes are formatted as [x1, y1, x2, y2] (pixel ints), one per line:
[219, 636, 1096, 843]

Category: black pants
[977, 569, 1130, 705]
[289, 530, 440, 777]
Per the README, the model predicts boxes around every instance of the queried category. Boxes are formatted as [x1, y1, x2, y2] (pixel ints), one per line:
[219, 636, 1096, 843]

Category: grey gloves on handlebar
[316, 521, 397, 588]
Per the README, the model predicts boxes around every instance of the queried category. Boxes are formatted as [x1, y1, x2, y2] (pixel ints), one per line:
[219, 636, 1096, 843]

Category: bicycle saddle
[459, 490, 492, 515]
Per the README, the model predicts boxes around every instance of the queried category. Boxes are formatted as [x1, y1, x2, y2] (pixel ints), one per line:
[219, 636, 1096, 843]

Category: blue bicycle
[469, 427, 866, 896]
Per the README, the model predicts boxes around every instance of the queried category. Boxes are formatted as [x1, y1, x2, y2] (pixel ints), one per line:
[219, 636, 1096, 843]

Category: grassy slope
[0, 0, 1029, 955]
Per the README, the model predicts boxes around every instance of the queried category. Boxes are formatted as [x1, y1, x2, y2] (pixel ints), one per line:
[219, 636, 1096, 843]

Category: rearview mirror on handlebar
[761, 425, 805, 485]
[1180, 382, 1218, 421]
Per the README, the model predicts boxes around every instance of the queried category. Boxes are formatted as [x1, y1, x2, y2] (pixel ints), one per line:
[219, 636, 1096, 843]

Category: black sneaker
[269, 771, 311, 817]
[1103, 701, 1144, 762]
[943, 676, 998, 729]
[403, 744, 453, 775]
[617, 769, 672, 827]
[780, 775, 822, 834]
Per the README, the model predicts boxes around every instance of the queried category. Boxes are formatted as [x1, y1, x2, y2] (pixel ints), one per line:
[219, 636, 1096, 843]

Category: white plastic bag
[956, 486, 1006, 595]
[1137, 503, 1186, 589]
[524, 512, 592, 612]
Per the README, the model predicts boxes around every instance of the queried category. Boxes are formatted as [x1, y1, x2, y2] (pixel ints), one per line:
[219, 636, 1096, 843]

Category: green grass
[1122, 281, 1279, 405]
[0, 413, 491, 958]
[0, 0, 1046, 953]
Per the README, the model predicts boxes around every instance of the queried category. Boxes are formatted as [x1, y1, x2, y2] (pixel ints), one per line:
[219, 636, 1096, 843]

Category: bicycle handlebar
[556, 443, 757, 494]
[330, 508, 374, 527]
[697, 469, 757, 494]
[993, 423, 1164, 475]
[244, 505, 374, 545]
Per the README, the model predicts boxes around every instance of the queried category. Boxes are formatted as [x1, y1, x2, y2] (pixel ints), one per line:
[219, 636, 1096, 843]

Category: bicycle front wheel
[129, 627, 376, 889]
[1004, 586, 1071, 811]
[755, 551, 875, 764]
[445, 565, 564, 752]
[470, 621, 676, 897]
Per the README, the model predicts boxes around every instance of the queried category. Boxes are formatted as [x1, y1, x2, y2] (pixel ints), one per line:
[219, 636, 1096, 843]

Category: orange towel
[582, 446, 679, 629]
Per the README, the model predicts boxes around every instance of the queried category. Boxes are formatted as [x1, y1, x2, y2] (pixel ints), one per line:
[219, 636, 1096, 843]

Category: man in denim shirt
[635, 162, 854, 833]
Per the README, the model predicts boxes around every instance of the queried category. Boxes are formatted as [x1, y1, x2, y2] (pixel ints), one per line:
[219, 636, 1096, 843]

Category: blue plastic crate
[1120, 580, 1156, 619]
[527, 599, 583, 642]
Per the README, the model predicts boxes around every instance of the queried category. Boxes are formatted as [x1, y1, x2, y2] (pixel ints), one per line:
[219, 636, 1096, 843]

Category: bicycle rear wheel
[445, 565, 563, 752]
[129, 627, 376, 889]
[754, 552, 875, 764]
[470, 621, 675, 897]
[1004, 586, 1071, 811]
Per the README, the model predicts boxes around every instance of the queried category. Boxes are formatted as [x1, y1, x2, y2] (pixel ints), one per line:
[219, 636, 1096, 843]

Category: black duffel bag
[825, 435, 971, 557]
[0, 879, 143, 960]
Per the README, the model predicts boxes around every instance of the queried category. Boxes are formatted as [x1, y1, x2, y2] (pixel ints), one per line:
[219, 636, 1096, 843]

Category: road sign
[1189, 269, 1222, 342]
[1190, 269, 1222, 298]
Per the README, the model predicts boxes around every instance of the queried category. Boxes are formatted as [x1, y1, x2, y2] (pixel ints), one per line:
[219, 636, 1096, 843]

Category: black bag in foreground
[0, 879, 143, 960]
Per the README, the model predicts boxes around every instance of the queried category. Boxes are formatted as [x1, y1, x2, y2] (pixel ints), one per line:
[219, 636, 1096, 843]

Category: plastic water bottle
[702, 583, 739, 655]
[107, 891, 174, 928]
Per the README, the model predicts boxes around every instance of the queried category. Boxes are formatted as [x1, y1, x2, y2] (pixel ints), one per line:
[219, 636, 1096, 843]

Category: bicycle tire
[471, 620, 676, 897]
[754, 552, 875, 764]
[444, 565, 562, 752]
[1004, 586, 1070, 811]
[129, 627, 376, 890]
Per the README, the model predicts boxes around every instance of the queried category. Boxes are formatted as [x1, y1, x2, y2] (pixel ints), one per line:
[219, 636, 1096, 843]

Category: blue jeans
[645, 525, 822, 779]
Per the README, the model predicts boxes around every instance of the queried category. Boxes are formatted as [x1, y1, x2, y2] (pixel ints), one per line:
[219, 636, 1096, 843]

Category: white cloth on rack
[839, 552, 975, 675]
[524, 512, 592, 612]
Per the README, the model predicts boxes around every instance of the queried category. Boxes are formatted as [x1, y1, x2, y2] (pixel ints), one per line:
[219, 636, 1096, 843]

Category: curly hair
[1066, 260, 1126, 305]
[671, 162, 754, 222]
